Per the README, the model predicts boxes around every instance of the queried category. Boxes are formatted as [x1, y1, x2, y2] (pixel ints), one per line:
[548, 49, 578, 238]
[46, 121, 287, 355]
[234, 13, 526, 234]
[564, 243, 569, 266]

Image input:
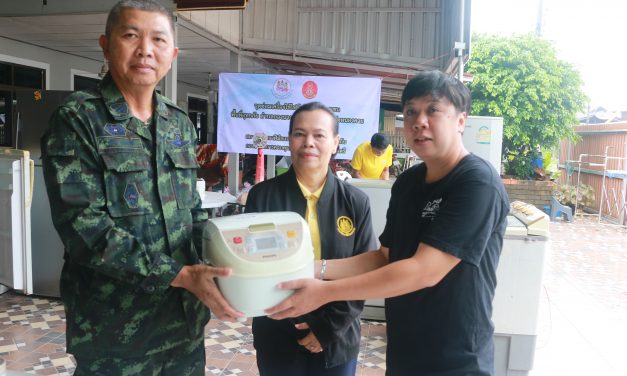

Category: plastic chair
[403, 152, 421, 171]
[550, 197, 573, 222]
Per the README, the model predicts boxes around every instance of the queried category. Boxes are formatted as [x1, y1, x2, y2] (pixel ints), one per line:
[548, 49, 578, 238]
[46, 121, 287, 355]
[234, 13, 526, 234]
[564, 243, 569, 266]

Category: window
[13, 65, 44, 89]
[0, 61, 46, 146]
[74, 75, 101, 91]
[0, 64, 10, 86]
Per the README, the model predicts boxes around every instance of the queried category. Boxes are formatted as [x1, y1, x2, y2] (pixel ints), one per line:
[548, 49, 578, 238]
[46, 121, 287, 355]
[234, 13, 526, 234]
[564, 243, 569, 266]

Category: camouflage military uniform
[41, 74, 210, 364]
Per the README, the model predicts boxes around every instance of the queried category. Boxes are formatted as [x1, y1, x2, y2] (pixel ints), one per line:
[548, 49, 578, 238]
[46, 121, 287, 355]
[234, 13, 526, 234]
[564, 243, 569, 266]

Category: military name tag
[97, 136, 143, 150]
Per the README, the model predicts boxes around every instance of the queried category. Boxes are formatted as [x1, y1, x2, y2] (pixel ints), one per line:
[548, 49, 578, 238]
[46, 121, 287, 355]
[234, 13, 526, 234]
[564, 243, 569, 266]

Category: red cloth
[196, 144, 228, 187]
[196, 144, 227, 175]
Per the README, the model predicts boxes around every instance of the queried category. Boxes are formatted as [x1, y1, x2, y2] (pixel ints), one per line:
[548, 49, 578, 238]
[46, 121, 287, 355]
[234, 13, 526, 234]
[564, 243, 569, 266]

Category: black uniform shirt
[246, 166, 378, 368]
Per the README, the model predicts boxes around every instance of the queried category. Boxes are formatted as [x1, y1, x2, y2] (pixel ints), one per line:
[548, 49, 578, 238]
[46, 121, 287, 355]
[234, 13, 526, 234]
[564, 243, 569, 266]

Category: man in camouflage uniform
[41, 1, 242, 374]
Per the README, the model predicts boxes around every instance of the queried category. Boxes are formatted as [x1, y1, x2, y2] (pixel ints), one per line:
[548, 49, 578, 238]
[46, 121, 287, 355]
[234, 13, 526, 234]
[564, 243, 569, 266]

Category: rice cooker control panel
[220, 223, 304, 262]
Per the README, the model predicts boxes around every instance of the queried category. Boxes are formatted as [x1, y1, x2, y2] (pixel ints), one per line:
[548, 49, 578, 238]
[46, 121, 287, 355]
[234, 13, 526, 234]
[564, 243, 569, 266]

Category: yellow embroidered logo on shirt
[337, 216, 355, 236]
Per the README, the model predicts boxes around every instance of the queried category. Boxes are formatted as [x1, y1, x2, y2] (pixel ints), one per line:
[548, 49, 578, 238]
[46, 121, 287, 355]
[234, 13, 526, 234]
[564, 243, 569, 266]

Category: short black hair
[401, 70, 471, 113]
[105, 0, 175, 37]
[288, 102, 339, 136]
[370, 133, 389, 150]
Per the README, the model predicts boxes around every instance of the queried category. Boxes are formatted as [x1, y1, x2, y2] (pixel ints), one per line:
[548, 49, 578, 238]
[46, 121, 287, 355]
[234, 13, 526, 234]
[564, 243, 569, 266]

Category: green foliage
[542, 149, 561, 180]
[466, 33, 587, 178]
[505, 151, 534, 178]
[555, 184, 595, 210]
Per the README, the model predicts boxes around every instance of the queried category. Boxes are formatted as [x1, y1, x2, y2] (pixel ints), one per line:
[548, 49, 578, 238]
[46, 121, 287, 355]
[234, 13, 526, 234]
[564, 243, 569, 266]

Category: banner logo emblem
[302, 80, 318, 99]
[271, 78, 292, 99]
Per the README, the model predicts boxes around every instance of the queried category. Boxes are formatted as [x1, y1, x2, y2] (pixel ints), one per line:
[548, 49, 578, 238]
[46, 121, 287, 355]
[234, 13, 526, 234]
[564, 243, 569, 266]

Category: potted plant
[555, 184, 596, 213]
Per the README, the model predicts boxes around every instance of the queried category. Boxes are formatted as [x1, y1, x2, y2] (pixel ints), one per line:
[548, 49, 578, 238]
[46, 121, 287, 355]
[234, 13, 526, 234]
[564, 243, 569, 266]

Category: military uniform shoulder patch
[167, 127, 190, 147]
[336, 216, 355, 236]
[170, 133, 190, 147]
[111, 102, 129, 115]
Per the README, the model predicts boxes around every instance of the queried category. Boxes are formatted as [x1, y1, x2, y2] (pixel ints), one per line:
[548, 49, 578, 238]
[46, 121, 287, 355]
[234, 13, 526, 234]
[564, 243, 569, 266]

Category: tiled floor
[1, 216, 626, 375]
[530, 217, 627, 376]
[0, 293, 386, 376]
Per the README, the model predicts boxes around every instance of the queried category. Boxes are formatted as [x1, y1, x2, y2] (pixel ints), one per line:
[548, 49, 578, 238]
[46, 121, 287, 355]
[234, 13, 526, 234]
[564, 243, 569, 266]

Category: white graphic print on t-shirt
[421, 198, 442, 220]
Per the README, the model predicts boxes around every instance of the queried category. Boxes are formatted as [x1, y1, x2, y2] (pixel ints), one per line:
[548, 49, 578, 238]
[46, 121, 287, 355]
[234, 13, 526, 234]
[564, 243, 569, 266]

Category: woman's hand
[295, 322, 323, 353]
[265, 278, 328, 320]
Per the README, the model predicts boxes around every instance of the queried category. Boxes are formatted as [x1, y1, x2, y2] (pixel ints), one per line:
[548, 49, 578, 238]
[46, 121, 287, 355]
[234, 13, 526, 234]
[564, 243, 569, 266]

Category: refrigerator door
[15, 90, 70, 297]
[0, 148, 33, 295]
[462, 116, 504, 173]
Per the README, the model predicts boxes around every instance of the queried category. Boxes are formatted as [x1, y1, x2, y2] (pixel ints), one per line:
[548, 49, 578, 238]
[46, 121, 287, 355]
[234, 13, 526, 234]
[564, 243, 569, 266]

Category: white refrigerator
[346, 178, 393, 320]
[0, 90, 69, 297]
[462, 116, 504, 173]
[0, 148, 33, 295]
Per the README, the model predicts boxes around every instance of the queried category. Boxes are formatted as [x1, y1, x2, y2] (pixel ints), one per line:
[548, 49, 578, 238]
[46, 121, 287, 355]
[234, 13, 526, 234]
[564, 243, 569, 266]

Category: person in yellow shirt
[350, 133, 393, 179]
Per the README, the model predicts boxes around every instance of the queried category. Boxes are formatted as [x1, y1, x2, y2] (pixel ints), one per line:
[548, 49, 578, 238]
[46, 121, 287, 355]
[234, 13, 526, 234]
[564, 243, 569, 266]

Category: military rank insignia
[104, 123, 127, 136]
[336, 216, 355, 236]
[124, 183, 140, 208]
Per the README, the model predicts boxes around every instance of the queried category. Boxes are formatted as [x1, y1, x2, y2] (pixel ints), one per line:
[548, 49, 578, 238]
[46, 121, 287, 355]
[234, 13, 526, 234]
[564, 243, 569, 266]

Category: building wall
[1, 36, 211, 112]
[177, 9, 241, 46]
[502, 179, 555, 210]
[177, 82, 209, 109]
[0, 36, 101, 90]
[241, 0, 463, 70]
[382, 110, 409, 154]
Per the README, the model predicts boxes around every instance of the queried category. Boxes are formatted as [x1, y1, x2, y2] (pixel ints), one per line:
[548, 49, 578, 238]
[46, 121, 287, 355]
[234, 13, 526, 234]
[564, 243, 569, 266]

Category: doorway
[188, 95, 208, 144]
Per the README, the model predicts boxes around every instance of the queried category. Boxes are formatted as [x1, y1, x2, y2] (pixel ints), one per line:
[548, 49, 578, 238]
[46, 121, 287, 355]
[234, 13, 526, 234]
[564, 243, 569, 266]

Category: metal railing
[565, 146, 627, 225]
[383, 132, 410, 154]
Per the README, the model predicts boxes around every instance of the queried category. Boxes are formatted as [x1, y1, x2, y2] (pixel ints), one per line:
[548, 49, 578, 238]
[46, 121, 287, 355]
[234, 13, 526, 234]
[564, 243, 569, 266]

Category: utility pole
[536, 0, 544, 36]
[456, 0, 465, 82]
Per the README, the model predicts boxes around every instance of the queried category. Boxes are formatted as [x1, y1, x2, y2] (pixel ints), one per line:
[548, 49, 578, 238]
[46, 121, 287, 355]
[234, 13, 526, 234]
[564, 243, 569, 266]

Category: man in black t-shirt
[266, 70, 509, 375]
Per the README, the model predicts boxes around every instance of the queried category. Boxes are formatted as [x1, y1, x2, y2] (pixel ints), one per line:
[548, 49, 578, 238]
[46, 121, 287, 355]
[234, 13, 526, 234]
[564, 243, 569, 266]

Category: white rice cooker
[202, 212, 314, 319]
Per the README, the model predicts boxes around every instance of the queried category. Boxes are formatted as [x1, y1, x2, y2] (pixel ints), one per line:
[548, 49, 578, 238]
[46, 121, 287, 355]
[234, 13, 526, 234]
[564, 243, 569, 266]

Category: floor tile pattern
[0, 293, 386, 375]
[1, 216, 625, 375]
[530, 217, 627, 376]
[549, 218, 627, 313]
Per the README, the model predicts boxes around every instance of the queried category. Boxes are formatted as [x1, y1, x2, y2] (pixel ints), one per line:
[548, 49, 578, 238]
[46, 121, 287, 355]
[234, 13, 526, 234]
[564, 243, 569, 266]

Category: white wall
[177, 10, 241, 47]
[177, 81, 209, 110]
[1, 36, 206, 112]
[0, 36, 101, 90]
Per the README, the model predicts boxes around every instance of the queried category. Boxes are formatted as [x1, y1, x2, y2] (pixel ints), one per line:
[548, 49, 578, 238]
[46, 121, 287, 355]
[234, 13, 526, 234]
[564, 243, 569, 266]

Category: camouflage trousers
[72, 338, 205, 376]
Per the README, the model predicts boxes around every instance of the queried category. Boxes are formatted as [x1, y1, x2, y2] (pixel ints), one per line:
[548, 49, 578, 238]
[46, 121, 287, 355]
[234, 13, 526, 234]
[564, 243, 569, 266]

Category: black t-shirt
[379, 154, 509, 376]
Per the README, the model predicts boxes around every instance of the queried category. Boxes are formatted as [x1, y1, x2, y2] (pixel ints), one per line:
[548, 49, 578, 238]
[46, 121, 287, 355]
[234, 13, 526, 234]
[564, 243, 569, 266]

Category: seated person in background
[350, 132, 393, 180]
[390, 153, 403, 177]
